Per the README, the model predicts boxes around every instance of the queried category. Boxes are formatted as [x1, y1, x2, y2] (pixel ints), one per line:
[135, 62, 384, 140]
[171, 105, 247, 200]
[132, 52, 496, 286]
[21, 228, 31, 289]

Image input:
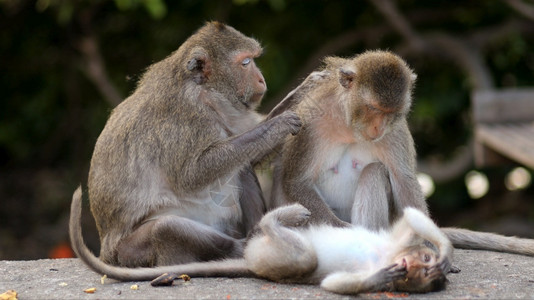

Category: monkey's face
[231, 50, 266, 109]
[392, 247, 447, 293]
[351, 100, 403, 142]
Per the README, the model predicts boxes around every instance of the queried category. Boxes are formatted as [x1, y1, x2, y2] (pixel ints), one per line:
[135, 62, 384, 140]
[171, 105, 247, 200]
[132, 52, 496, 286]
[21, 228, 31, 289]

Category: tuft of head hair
[207, 20, 227, 31]
[323, 56, 350, 71]
[191, 22, 262, 59]
[354, 50, 415, 110]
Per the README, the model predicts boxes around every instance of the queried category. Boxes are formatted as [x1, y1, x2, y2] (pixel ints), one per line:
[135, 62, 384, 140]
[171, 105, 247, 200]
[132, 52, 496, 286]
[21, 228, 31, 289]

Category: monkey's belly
[314, 146, 376, 222]
[151, 174, 244, 238]
[304, 226, 388, 275]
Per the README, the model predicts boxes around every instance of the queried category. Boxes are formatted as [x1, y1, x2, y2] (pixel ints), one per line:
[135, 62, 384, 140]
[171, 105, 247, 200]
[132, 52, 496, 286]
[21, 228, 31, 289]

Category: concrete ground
[1, 249, 534, 299]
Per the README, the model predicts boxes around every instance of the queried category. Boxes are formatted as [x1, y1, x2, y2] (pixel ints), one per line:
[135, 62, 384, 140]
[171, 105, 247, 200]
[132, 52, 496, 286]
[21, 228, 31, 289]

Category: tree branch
[267, 25, 390, 109]
[78, 35, 123, 107]
[368, 0, 426, 51]
[505, 0, 534, 21]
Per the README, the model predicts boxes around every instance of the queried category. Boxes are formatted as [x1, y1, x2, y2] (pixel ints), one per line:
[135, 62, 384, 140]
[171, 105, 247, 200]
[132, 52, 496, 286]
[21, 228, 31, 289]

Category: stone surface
[1, 249, 534, 299]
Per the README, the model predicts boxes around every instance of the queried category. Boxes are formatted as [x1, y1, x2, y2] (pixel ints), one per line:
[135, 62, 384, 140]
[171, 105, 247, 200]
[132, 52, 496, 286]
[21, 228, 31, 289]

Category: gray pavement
[1, 249, 534, 299]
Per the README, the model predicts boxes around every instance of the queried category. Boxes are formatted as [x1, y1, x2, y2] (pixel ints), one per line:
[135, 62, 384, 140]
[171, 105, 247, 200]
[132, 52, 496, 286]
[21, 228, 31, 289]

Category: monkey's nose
[258, 76, 267, 91]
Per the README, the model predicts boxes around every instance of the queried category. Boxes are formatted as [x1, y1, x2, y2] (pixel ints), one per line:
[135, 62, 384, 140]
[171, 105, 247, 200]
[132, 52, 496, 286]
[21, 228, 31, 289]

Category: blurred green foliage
[1, 0, 533, 259]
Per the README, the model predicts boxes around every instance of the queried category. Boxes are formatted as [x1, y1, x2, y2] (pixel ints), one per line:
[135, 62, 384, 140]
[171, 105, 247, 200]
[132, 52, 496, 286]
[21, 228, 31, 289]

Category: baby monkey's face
[392, 247, 448, 293]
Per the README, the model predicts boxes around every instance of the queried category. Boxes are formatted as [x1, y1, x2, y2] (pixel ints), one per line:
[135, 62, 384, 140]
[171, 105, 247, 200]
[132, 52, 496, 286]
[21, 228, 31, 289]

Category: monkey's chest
[314, 145, 377, 222]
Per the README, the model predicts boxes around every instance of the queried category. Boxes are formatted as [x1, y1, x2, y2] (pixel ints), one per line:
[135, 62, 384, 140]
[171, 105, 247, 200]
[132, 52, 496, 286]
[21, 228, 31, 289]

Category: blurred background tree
[1, 0, 533, 260]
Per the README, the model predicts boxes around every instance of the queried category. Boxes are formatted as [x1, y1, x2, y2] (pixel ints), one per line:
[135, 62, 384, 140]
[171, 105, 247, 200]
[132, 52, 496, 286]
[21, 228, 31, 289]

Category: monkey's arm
[402, 208, 453, 270]
[379, 121, 428, 216]
[266, 71, 330, 120]
[320, 264, 406, 295]
[237, 166, 266, 233]
[180, 111, 301, 191]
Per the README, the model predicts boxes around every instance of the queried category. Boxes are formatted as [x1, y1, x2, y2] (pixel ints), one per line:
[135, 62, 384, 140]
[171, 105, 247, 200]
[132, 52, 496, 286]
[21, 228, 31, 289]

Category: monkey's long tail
[442, 227, 534, 256]
[69, 186, 254, 281]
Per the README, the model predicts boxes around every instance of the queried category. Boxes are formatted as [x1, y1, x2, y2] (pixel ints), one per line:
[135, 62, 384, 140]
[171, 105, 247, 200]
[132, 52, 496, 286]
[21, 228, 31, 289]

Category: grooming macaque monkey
[70, 22, 307, 268]
[71, 188, 453, 294]
[272, 50, 534, 256]
[270, 50, 424, 229]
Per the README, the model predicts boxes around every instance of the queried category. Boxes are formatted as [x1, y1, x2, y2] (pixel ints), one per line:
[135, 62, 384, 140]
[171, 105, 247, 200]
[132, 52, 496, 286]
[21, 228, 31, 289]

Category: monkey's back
[86, 83, 230, 262]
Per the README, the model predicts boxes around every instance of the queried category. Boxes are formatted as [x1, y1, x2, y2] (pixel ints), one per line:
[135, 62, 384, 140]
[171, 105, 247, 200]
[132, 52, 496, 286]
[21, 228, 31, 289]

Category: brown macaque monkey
[70, 22, 305, 268]
[271, 50, 534, 257]
[270, 50, 423, 229]
[71, 188, 453, 295]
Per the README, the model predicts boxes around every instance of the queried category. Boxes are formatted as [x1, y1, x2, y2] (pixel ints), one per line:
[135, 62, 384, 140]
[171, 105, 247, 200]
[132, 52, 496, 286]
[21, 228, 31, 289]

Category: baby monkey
[245, 204, 452, 294]
[71, 187, 453, 295]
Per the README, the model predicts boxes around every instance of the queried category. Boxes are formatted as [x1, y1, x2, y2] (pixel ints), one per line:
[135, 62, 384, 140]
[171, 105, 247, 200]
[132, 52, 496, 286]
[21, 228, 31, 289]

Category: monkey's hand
[436, 256, 452, 274]
[372, 263, 407, 285]
[266, 71, 331, 120]
[271, 111, 302, 136]
[435, 257, 460, 274]
[304, 70, 331, 83]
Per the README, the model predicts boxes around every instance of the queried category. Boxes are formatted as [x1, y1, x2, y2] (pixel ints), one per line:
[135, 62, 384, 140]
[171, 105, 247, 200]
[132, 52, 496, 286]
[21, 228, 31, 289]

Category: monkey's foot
[275, 204, 311, 227]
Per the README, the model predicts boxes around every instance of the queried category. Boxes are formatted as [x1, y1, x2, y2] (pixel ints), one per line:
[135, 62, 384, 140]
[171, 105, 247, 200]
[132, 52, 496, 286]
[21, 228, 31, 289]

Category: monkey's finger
[387, 269, 408, 282]
[287, 117, 303, 127]
[383, 263, 399, 271]
[307, 70, 330, 81]
[287, 119, 303, 135]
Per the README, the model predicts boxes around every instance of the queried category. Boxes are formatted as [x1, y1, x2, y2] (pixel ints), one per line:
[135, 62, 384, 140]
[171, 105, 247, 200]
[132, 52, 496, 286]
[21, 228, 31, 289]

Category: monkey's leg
[262, 203, 312, 229]
[321, 264, 406, 295]
[351, 162, 392, 231]
[246, 205, 317, 280]
[116, 216, 243, 267]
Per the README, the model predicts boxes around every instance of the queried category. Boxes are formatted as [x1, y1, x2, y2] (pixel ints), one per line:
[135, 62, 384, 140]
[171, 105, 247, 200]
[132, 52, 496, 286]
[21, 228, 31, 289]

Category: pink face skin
[233, 50, 266, 106]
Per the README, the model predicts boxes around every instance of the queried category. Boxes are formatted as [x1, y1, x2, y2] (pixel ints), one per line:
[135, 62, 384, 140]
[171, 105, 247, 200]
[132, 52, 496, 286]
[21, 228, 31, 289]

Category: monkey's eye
[241, 57, 251, 66]
[423, 254, 431, 262]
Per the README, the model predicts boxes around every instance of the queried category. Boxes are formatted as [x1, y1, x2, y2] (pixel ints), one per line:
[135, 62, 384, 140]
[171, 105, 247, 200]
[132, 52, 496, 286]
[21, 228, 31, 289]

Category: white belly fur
[302, 225, 389, 277]
[314, 144, 377, 222]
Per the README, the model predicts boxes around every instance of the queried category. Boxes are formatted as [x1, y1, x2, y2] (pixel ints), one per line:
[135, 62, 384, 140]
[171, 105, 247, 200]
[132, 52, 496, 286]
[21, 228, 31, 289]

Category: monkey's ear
[186, 47, 211, 85]
[339, 68, 356, 89]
